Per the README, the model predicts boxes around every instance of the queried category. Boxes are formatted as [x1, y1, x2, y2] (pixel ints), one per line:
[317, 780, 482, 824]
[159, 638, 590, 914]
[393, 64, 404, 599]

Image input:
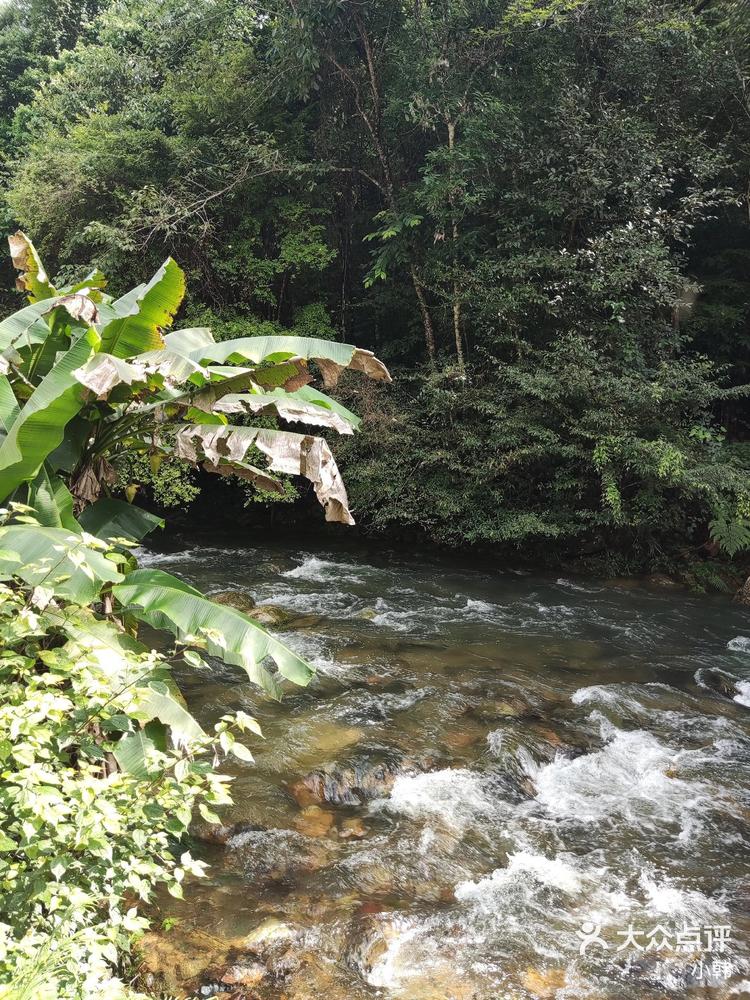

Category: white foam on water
[376, 688, 433, 714]
[556, 577, 598, 593]
[227, 827, 269, 850]
[486, 729, 504, 756]
[455, 851, 583, 907]
[283, 555, 366, 584]
[571, 684, 731, 744]
[379, 768, 495, 831]
[695, 667, 750, 715]
[727, 636, 750, 653]
[639, 872, 726, 922]
[371, 599, 500, 633]
[135, 545, 241, 567]
[363, 916, 424, 990]
[134, 546, 198, 566]
[571, 684, 624, 707]
[370, 608, 420, 631]
[531, 726, 702, 833]
[361, 911, 504, 994]
[418, 827, 438, 854]
[275, 629, 341, 677]
[256, 586, 356, 617]
[449, 851, 619, 967]
[530, 602, 577, 620]
[465, 598, 499, 614]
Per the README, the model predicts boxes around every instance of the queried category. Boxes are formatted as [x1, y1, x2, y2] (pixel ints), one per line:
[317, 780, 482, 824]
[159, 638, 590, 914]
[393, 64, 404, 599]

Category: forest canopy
[2, 0, 750, 572]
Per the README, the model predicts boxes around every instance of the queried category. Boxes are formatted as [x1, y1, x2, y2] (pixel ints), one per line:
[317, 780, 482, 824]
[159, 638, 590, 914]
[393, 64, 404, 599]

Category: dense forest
[4, 4, 750, 999]
[2, 0, 750, 575]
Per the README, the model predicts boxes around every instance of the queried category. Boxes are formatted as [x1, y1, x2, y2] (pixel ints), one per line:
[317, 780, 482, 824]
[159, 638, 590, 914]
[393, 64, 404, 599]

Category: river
[138, 536, 750, 999]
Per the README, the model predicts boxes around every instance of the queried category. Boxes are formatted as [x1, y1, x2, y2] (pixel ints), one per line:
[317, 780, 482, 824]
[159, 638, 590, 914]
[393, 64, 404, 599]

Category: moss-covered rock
[209, 589, 256, 613]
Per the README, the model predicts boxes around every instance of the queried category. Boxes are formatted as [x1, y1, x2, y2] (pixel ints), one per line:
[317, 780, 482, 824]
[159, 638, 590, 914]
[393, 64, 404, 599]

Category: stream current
[141, 537, 750, 999]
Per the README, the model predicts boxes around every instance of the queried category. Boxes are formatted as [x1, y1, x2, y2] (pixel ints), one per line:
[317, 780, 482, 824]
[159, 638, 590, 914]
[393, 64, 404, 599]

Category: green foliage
[114, 568, 314, 697]
[0, 234, 383, 996]
[709, 516, 750, 557]
[0, 234, 387, 529]
[0, 580, 243, 999]
[112, 451, 200, 510]
[339, 347, 750, 563]
[3, 0, 750, 568]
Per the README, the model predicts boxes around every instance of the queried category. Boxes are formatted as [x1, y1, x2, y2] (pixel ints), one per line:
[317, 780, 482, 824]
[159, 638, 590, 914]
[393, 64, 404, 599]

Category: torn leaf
[175, 424, 355, 523]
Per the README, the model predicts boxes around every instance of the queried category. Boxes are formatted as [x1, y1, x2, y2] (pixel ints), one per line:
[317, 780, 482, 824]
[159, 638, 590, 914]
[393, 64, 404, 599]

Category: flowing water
[141, 536, 750, 999]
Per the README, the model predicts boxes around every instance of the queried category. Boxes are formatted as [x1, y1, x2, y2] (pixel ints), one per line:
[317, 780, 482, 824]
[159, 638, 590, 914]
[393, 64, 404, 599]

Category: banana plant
[0, 232, 392, 701]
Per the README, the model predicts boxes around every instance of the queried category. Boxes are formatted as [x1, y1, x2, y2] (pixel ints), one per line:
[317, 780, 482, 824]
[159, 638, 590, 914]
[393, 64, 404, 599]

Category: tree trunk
[452, 289, 464, 368]
[447, 119, 464, 368]
[411, 265, 436, 361]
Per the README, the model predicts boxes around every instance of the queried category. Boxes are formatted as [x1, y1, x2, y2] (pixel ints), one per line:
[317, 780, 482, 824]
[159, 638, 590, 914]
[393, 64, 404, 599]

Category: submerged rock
[137, 928, 238, 999]
[191, 819, 265, 847]
[219, 960, 266, 989]
[289, 758, 404, 807]
[224, 827, 332, 883]
[293, 804, 336, 838]
[339, 817, 368, 839]
[207, 595, 293, 625]
[209, 589, 256, 613]
[280, 958, 355, 1000]
[531, 724, 564, 748]
[246, 604, 292, 626]
[284, 612, 324, 629]
[470, 694, 540, 722]
[302, 722, 364, 759]
[242, 917, 297, 953]
[350, 917, 478, 998]
[442, 727, 483, 750]
[139, 913, 313, 998]
[697, 666, 745, 703]
[522, 967, 568, 997]
[191, 822, 237, 847]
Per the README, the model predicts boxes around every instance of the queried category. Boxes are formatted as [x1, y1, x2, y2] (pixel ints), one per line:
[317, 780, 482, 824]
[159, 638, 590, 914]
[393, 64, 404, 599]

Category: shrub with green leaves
[0, 576, 253, 999]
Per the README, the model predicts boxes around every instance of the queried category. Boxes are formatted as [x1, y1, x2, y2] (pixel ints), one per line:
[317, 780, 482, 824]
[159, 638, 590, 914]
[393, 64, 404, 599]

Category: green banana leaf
[130, 680, 206, 743]
[184, 334, 391, 385]
[8, 232, 56, 302]
[0, 375, 19, 435]
[163, 327, 216, 352]
[51, 603, 146, 658]
[27, 465, 78, 529]
[0, 337, 93, 503]
[113, 568, 314, 698]
[47, 416, 90, 473]
[59, 269, 107, 296]
[113, 727, 162, 779]
[79, 498, 164, 543]
[99, 259, 185, 358]
[292, 385, 362, 427]
[0, 298, 61, 355]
